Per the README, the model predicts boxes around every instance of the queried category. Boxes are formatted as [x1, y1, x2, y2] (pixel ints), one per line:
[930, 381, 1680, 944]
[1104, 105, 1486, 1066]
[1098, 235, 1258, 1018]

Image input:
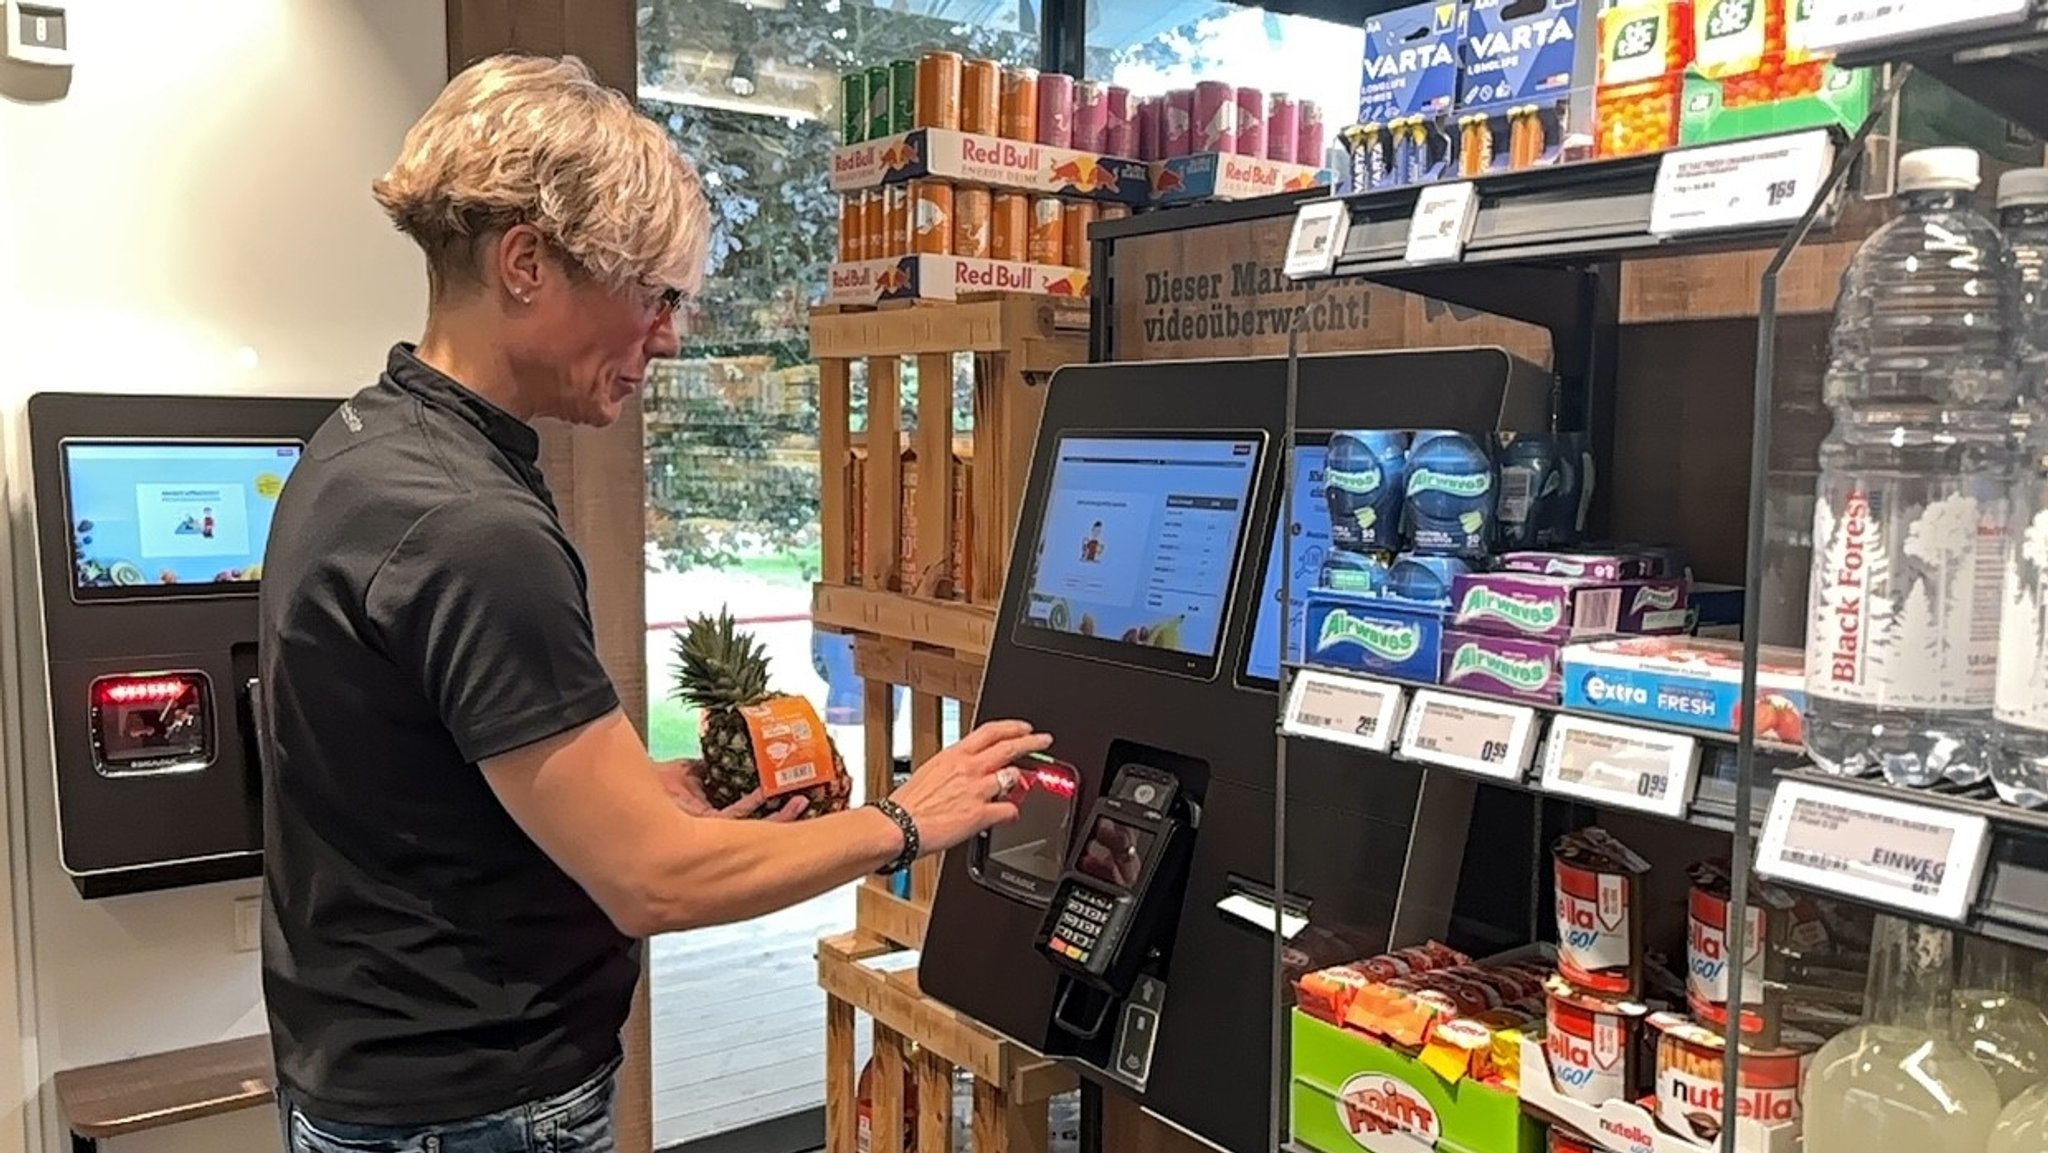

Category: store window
[636, 0, 1026, 1147]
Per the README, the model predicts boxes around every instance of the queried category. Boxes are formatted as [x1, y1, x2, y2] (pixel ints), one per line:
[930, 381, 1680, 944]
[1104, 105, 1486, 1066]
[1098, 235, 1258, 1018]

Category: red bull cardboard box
[1291, 1009, 1540, 1153]
[830, 128, 1150, 205]
[825, 255, 1090, 306]
[1148, 152, 1331, 204]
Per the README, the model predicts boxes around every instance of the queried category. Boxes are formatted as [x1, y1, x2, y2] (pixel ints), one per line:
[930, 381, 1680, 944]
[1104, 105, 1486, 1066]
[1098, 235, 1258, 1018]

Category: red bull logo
[877, 140, 921, 172]
[1282, 168, 1326, 191]
[1151, 165, 1188, 195]
[873, 262, 916, 296]
[1043, 272, 1089, 297]
[1050, 156, 1126, 194]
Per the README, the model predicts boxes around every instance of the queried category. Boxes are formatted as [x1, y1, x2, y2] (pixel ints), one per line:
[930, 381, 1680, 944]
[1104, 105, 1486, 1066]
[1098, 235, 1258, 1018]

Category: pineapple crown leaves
[670, 609, 776, 710]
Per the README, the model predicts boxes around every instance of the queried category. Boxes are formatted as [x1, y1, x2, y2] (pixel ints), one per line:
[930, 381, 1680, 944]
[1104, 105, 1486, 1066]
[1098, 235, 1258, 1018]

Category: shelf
[811, 583, 996, 659]
[1831, 6, 2048, 138]
[1770, 767, 2048, 951]
[1279, 663, 1795, 834]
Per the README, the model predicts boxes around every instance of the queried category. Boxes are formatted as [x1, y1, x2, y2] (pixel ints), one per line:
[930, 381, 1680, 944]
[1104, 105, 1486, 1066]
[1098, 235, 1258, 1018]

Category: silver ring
[995, 767, 1021, 797]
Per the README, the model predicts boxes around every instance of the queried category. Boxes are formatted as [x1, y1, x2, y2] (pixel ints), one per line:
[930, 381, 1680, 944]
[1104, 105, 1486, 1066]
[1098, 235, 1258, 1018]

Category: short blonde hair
[373, 53, 709, 299]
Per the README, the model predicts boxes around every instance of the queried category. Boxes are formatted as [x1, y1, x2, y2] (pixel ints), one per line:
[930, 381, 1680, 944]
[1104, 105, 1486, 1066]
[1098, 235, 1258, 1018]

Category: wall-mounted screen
[1242, 438, 1333, 688]
[1014, 432, 1265, 679]
[61, 439, 303, 600]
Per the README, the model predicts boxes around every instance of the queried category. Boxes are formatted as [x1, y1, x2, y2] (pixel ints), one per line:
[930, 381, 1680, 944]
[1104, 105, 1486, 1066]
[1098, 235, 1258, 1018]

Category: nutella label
[1687, 891, 1766, 1013]
[1557, 861, 1633, 990]
[1657, 1065, 1801, 1138]
[1546, 1005, 1628, 1103]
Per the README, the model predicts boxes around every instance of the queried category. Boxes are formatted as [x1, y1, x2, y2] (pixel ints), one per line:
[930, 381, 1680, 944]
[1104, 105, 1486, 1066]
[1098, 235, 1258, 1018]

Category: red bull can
[1164, 89, 1194, 157]
[866, 66, 894, 140]
[1267, 93, 1299, 163]
[1073, 81, 1108, 152]
[890, 59, 918, 133]
[1027, 195, 1064, 265]
[841, 71, 869, 144]
[1036, 71, 1074, 147]
[1193, 81, 1235, 154]
[1061, 200, 1097, 267]
[1105, 86, 1136, 156]
[991, 192, 1029, 261]
[953, 187, 992, 258]
[1234, 86, 1265, 158]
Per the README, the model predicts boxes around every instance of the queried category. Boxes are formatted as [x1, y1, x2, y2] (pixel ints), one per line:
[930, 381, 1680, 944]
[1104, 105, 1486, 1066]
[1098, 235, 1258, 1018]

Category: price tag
[1284, 198, 1350, 280]
[1282, 670, 1406, 754]
[1755, 780, 1991, 923]
[1801, 0, 2033, 55]
[1404, 181, 1480, 265]
[1649, 129, 1836, 238]
[1540, 715, 1698, 818]
[1397, 688, 1536, 780]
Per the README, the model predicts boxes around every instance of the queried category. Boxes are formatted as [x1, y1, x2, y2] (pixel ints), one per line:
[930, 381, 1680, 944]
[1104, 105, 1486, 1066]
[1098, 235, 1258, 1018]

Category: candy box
[1449, 571, 1692, 642]
[1499, 552, 1659, 582]
[1291, 1009, 1543, 1153]
[1305, 591, 1447, 683]
[1593, 0, 1695, 157]
[1440, 629, 1564, 704]
[1560, 635, 1806, 743]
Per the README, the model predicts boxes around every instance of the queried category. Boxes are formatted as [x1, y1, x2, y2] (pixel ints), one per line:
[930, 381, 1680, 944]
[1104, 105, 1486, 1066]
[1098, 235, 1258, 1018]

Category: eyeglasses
[644, 283, 685, 319]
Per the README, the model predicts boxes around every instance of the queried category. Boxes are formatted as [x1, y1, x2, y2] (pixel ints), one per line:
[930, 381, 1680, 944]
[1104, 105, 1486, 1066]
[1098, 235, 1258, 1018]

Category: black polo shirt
[255, 344, 637, 1125]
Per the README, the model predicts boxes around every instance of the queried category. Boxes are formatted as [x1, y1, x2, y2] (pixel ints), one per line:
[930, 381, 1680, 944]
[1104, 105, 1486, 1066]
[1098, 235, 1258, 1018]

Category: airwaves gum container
[1544, 975, 1648, 1105]
[1553, 827, 1650, 998]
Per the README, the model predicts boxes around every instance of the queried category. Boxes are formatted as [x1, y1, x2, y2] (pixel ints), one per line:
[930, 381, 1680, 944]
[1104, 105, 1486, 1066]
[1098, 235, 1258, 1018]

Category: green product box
[1894, 69, 2044, 167]
[890, 59, 918, 133]
[1677, 60, 1872, 147]
[867, 65, 894, 142]
[1290, 1010, 1542, 1153]
[841, 71, 870, 144]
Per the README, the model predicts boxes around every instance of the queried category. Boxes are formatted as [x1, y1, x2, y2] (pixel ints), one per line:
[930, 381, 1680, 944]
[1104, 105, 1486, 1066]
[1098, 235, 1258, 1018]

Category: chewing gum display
[1405, 430, 1497, 557]
[1450, 571, 1692, 642]
[1553, 828, 1650, 998]
[1304, 592, 1447, 682]
[1500, 551, 1659, 582]
[1440, 629, 1565, 704]
[1563, 635, 1807, 742]
[1327, 430, 1410, 553]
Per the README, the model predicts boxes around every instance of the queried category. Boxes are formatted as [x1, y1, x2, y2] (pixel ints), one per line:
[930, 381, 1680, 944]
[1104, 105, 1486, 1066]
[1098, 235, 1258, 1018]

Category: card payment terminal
[1034, 762, 1195, 1041]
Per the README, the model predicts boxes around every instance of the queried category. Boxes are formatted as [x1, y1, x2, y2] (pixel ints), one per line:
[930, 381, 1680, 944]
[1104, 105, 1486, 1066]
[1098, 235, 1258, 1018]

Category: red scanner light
[97, 676, 197, 706]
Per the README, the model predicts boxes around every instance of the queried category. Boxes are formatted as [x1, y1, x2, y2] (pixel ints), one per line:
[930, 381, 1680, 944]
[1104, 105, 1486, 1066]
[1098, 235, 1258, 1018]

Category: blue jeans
[279, 1056, 620, 1153]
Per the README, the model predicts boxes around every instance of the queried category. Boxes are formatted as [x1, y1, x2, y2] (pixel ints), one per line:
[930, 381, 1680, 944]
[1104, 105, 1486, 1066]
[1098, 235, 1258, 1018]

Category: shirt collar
[382, 343, 555, 506]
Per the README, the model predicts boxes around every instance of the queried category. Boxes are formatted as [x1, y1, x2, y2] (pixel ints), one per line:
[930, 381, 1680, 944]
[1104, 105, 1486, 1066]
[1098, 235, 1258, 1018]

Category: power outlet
[234, 896, 261, 953]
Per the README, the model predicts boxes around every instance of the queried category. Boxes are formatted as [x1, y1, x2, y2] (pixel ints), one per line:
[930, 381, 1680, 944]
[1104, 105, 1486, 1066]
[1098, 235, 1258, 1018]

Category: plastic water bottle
[1803, 147, 2021, 787]
[1992, 168, 2048, 806]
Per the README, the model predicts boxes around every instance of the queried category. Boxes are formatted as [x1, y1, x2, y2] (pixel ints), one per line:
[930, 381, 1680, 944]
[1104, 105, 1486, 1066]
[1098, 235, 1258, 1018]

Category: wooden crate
[814, 293, 1088, 609]
[820, 932, 1075, 1153]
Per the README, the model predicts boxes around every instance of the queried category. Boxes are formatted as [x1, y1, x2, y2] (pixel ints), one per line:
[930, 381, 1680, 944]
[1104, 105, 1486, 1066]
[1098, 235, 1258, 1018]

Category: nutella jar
[1544, 974, 1650, 1105]
[1650, 1011, 1811, 1145]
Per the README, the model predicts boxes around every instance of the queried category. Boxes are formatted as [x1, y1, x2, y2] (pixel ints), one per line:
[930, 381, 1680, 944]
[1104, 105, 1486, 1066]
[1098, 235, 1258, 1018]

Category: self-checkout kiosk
[920, 348, 1556, 1153]
[23, 391, 338, 898]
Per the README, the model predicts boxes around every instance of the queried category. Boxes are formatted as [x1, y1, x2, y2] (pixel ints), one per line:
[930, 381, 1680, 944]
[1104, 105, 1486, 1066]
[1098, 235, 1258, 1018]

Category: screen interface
[62, 440, 303, 594]
[1019, 436, 1261, 659]
[1244, 442, 1333, 684]
[1076, 816, 1155, 890]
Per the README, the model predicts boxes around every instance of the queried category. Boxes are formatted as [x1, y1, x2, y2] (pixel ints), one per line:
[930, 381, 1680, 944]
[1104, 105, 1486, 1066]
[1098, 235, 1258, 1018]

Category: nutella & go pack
[1553, 827, 1650, 998]
[1650, 1011, 1811, 1145]
[1543, 973, 1650, 1105]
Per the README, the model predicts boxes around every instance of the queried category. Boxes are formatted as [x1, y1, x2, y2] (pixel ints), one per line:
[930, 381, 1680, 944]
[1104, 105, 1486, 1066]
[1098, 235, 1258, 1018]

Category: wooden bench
[51, 1034, 275, 1153]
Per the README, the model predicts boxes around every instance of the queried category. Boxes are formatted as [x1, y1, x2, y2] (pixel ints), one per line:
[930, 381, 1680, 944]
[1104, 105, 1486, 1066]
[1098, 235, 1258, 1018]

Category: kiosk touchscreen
[25, 392, 338, 897]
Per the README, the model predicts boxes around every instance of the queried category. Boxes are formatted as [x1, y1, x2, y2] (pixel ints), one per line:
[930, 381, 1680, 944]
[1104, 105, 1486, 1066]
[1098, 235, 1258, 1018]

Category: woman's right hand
[888, 719, 1051, 854]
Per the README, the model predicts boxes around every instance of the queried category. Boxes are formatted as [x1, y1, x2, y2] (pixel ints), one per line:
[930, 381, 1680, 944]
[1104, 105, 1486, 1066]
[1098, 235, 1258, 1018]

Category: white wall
[0, 4, 447, 1151]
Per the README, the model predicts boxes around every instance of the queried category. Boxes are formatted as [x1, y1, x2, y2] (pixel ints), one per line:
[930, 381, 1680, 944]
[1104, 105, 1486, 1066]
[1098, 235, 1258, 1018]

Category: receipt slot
[24, 391, 338, 898]
[1037, 764, 1195, 1048]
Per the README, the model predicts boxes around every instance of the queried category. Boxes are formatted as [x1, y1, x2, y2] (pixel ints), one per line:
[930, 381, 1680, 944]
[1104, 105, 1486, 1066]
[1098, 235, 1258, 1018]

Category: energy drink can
[953, 187, 992, 258]
[1193, 81, 1236, 154]
[1267, 93, 1299, 163]
[840, 71, 869, 144]
[910, 180, 953, 255]
[1326, 430, 1409, 553]
[991, 192, 1029, 261]
[915, 52, 962, 130]
[1061, 199, 1097, 267]
[1000, 67, 1039, 141]
[1404, 430, 1496, 558]
[1235, 86, 1265, 158]
[962, 59, 1001, 134]
[838, 195, 862, 262]
[890, 59, 919, 132]
[1028, 196, 1065, 265]
[884, 184, 911, 259]
[1298, 99, 1325, 168]
[1073, 80, 1109, 152]
[1105, 86, 1136, 156]
[1165, 89, 1194, 157]
[866, 65, 894, 140]
[1036, 71, 1074, 147]
[1137, 97, 1163, 161]
[861, 190, 885, 261]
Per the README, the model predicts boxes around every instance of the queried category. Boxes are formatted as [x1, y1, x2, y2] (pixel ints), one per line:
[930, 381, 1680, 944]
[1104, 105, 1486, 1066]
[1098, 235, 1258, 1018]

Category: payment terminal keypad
[1048, 884, 1125, 970]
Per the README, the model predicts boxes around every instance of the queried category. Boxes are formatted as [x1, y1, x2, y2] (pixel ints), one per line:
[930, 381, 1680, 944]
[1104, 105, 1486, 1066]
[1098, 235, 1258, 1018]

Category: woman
[257, 52, 1046, 1153]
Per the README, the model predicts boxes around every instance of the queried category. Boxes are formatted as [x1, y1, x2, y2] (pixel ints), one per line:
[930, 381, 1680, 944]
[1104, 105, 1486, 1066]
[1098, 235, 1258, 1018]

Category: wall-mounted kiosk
[921, 348, 1554, 1153]
[25, 392, 338, 898]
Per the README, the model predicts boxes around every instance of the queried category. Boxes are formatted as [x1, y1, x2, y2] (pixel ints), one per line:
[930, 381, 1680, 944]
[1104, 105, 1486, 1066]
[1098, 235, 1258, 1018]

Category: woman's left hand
[654, 759, 808, 821]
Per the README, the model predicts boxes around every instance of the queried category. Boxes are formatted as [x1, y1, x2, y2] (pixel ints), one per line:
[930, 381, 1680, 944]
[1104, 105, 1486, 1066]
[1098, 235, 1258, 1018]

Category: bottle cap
[1998, 168, 2048, 208]
[1898, 147, 1982, 192]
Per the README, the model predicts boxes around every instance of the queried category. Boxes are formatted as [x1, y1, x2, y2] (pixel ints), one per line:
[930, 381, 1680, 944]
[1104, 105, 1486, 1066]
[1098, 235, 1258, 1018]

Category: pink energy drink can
[1072, 80, 1109, 152]
[1266, 93, 1299, 163]
[1104, 85, 1136, 156]
[1298, 99, 1326, 169]
[1165, 88, 1194, 157]
[1137, 97, 1163, 160]
[1234, 85, 1265, 158]
[1036, 71, 1074, 147]
[1192, 80, 1236, 154]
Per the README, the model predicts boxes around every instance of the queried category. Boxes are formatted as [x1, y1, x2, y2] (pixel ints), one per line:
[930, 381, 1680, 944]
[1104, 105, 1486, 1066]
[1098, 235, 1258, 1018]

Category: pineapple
[671, 610, 848, 819]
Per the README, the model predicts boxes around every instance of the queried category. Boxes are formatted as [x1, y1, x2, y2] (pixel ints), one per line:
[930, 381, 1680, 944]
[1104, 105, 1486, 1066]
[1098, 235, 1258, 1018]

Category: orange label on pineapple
[740, 695, 839, 798]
